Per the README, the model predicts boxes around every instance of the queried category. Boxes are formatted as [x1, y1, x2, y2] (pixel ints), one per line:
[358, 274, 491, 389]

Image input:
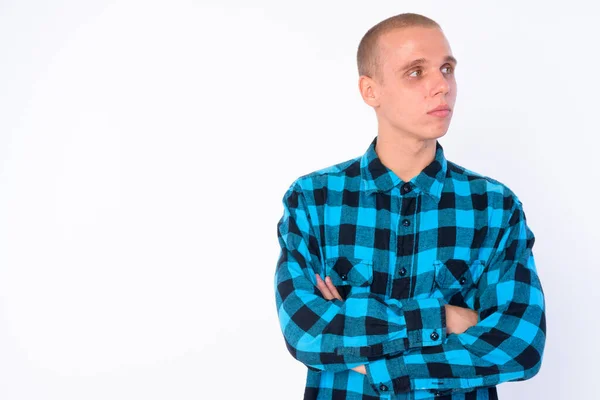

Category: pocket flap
[433, 259, 485, 288]
[325, 257, 373, 287]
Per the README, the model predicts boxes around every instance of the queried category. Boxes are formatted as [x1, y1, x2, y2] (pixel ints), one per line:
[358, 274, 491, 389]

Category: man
[274, 12, 546, 399]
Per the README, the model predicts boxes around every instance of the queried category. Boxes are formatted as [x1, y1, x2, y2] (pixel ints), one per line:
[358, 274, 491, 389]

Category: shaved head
[357, 13, 441, 81]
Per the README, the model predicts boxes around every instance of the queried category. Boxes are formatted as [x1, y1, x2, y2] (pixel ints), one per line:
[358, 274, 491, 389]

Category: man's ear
[358, 75, 380, 108]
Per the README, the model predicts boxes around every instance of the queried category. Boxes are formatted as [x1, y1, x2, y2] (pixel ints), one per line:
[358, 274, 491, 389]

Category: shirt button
[340, 274, 347, 280]
[402, 219, 410, 226]
[399, 267, 407, 276]
[401, 183, 412, 194]
[430, 331, 440, 341]
[379, 383, 388, 391]
[459, 277, 467, 285]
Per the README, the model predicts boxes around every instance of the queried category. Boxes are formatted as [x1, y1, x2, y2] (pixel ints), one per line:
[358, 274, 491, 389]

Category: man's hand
[315, 273, 343, 301]
[315, 274, 367, 375]
[445, 304, 478, 334]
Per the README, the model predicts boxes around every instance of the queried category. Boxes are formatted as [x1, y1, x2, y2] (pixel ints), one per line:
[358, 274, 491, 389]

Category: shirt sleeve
[274, 180, 448, 373]
[364, 199, 546, 396]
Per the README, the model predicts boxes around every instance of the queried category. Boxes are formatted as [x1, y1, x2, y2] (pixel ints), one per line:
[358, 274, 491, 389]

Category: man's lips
[428, 104, 451, 112]
[428, 105, 451, 117]
[428, 109, 451, 117]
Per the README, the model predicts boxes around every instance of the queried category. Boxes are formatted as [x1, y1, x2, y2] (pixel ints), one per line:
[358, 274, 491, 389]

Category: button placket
[394, 189, 418, 299]
[400, 186, 414, 228]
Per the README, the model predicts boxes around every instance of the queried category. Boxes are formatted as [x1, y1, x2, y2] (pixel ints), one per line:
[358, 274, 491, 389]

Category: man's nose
[432, 71, 450, 96]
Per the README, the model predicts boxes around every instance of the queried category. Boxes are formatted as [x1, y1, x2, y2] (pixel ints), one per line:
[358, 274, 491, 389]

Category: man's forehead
[379, 27, 449, 50]
[378, 28, 452, 63]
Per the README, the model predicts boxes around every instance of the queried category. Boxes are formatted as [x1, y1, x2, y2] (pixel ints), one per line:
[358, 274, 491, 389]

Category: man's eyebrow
[398, 55, 458, 72]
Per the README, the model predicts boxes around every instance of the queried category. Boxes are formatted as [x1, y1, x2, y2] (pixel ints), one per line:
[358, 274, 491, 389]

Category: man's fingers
[315, 274, 334, 300]
[316, 274, 344, 301]
[351, 365, 367, 375]
[325, 276, 343, 301]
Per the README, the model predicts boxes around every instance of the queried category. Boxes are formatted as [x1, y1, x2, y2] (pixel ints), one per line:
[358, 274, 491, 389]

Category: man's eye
[443, 65, 454, 74]
[408, 69, 422, 77]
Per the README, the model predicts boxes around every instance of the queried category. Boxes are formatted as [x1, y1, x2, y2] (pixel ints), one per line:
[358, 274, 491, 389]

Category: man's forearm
[316, 276, 479, 377]
[347, 306, 478, 376]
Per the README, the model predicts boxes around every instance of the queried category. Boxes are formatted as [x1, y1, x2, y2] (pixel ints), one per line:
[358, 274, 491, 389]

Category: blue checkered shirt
[274, 136, 546, 399]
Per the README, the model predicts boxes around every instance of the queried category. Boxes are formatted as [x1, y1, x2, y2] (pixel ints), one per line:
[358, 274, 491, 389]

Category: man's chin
[413, 129, 448, 141]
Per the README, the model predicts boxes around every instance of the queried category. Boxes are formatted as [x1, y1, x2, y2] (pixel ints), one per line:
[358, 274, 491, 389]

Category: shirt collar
[360, 135, 447, 202]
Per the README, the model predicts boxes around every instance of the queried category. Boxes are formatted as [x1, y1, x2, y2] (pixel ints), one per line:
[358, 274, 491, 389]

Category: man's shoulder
[446, 159, 523, 207]
[288, 154, 362, 191]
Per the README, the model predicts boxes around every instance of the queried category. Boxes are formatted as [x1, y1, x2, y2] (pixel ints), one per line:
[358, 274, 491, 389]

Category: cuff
[365, 354, 411, 395]
[402, 298, 447, 348]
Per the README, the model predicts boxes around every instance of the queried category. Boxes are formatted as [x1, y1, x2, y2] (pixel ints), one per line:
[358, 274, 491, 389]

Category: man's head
[357, 13, 457, 141]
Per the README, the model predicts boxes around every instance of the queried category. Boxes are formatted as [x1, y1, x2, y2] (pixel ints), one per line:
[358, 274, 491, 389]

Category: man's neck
[375, 132, 437, 183]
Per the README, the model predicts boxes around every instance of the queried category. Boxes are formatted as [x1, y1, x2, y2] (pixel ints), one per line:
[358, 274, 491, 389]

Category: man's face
[370, 27, 457, 140]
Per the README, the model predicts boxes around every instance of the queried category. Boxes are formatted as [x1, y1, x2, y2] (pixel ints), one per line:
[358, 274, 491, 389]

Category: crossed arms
[315, 273, 479, 377]
[274, 181, 546, 396]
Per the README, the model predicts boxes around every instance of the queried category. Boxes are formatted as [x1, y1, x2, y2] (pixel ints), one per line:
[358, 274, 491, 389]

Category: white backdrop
[0, 1, 598, 399]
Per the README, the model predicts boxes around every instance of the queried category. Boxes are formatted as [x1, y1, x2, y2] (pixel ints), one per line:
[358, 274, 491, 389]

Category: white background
[0, 1, 597, 399]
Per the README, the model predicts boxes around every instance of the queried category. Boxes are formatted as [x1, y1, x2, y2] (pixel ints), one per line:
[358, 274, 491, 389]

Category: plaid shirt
[274, 135, 546, 399]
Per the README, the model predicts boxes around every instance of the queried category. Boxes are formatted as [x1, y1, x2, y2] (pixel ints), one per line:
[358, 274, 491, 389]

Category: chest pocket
[432, 259, 486, 307]
[324, 257, 373, 299]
